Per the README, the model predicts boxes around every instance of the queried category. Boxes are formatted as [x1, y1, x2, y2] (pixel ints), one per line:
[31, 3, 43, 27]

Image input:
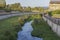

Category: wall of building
[49, 4, 60, 11]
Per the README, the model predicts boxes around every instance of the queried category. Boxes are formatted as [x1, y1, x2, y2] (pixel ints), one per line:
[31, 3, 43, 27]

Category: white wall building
[49, 0, 60, 11]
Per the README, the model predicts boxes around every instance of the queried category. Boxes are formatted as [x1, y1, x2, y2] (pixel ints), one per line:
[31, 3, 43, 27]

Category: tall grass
[32, 18, 60, 40]
[0, 16, 29, 40]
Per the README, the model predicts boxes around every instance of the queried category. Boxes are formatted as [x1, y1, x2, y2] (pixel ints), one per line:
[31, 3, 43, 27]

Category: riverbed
[17, 21, 43, 40]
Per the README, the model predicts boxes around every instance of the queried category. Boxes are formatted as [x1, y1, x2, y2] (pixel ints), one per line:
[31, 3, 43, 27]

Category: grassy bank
[0, 16, 28, 40]
[32, 18, 60, 40]
[0, 14, 42, 40]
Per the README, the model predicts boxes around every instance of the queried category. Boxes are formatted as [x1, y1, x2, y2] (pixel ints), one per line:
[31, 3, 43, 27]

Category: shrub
[52, 10, 60, 14]
[18, 17, 25, 26]
[48, 11, 52, 16]
[34, 19, 41, 24]
[4, 29, 17, 40]
[14, 24, 22, 32]
[4, 8, 11, 12]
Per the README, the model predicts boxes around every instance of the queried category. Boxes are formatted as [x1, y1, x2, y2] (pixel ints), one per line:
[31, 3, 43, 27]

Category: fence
[43, 15, 60, 36]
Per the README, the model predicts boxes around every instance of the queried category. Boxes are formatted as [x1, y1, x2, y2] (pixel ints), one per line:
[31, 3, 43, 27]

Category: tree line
[0, 3, 44, 12]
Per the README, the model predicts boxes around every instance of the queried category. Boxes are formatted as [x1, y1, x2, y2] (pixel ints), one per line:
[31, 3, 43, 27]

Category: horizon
[5, 0, 50, 7]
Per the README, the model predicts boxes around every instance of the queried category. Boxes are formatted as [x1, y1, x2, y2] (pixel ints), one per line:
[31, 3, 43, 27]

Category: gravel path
[0, 12, 40, 20]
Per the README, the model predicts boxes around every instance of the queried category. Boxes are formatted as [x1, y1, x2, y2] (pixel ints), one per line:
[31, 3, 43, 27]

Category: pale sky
[6, 0, 50, 7]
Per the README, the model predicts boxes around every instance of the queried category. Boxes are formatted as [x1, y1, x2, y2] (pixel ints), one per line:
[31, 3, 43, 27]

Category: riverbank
[0, 16, 29, 40]
[31, 18, 60, 40]
[17, 21, 42, 40]
[0, 14, 41, 40]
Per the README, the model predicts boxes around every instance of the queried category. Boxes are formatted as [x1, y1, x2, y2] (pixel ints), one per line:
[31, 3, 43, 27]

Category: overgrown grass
[24, 14, 41, 22]
[0, 14, 42, 40]
[0, 16, 25, 40]
[32, 18, 60, 40]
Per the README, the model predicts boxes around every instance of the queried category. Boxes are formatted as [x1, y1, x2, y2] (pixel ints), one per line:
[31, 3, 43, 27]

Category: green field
[32, 18, 60, 40]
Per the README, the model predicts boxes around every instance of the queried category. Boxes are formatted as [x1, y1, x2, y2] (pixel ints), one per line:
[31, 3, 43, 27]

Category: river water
[17, 21, 43, 40]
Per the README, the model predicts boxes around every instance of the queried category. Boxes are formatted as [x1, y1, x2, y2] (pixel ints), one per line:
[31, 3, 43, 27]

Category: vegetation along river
[17, 21, 43, 40]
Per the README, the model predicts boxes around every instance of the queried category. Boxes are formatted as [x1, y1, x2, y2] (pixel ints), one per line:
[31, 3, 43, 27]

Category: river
[17, 21, 43, 40]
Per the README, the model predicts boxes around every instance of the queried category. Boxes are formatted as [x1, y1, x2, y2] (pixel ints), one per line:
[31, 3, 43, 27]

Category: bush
[52, 10, 60, 14]
[14, 24, 22, 32]
[48, 11, 52, 16]
[34, 18, 42, 25]
[4, 30, 16, 40]
[48, 10, 60, 16]
[0, 7, 5, 10]
[18, 17, 25, 26]
[4, 8, 11, 12]
[18, 16, 29, 25]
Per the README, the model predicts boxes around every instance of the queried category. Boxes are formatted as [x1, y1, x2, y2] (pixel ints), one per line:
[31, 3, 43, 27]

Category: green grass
[0, 16, 23, 40]
[0, 15, 36, 40]
[32, 18, 60, 40]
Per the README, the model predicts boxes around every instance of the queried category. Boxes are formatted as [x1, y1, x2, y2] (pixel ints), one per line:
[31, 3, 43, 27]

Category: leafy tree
[9, 3, 23, 11]
[23, 7, 31, 12]
[0, 0, 6, 9]
[4, 5, 11, 12]
[39, 7, 44, 12]
[52, 10, 60, 14]
[31, 7, 44, 12]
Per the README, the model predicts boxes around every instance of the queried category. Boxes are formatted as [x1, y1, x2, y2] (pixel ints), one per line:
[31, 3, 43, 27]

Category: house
[49, 0, 60, 11]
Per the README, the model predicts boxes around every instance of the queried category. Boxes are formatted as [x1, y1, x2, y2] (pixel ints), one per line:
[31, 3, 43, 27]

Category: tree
[5, 4, 11, 12]
[39, 7, 44, 12]
[31, 7, 44, 12]
[52, 10, 60, 14]
[9, 3, 23, 11]
[0, 0, 6, 9]
[23, 7, 31, 12]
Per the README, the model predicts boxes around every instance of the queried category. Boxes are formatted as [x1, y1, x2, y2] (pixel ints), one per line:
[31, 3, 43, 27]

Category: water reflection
[17, 21, 43, 40]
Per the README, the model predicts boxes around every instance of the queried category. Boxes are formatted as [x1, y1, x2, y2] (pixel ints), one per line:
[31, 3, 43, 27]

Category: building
[49, 0, 60, 11]
[0, 0, 6, 8]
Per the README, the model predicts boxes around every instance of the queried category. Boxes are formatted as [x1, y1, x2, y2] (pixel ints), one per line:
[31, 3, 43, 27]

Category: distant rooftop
[50, 1, 60, 4]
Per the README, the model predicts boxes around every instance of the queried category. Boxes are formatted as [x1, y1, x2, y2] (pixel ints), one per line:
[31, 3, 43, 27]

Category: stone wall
[43, 16, 60, 36]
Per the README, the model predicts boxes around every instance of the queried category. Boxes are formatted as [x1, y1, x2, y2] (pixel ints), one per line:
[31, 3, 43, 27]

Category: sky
[6, 0, 50, 7]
